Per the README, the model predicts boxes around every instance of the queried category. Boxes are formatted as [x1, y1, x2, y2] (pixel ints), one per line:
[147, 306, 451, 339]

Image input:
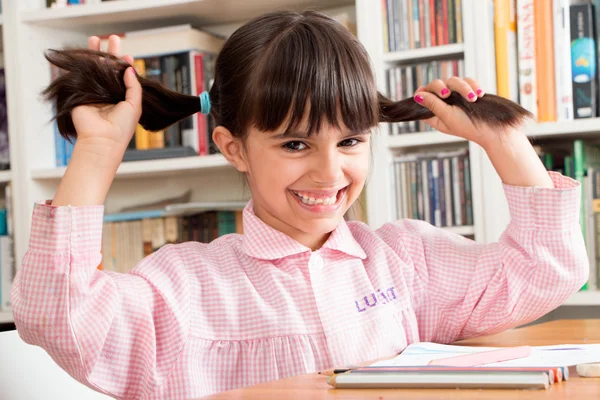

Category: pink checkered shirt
[11, 171, 588, 399]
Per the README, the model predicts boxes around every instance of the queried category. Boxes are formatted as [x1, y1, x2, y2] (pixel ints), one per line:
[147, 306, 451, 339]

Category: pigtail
[41, 47, 532, 141]
[378, 91, 534, 129]
[42, 48, 202, 140]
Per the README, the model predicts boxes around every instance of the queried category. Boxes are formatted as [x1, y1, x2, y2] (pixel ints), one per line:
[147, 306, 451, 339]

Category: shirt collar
[240, 200, 367, 261]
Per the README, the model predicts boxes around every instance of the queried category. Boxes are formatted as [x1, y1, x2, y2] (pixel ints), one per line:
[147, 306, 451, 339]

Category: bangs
[243, 17, 379, 137]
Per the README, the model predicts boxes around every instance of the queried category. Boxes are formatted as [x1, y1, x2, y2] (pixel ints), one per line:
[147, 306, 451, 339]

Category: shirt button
[310, 252, 324, 269]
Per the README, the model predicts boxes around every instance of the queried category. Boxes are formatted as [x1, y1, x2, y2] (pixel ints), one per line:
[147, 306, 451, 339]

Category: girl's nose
[310, 149, 344, 184]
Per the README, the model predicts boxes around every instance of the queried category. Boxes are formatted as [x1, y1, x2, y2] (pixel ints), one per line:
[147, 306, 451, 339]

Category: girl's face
[236, 120, 371, 250]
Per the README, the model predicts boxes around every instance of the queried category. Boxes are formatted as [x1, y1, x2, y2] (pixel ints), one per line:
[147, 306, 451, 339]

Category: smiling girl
[10, 10, 588, 400]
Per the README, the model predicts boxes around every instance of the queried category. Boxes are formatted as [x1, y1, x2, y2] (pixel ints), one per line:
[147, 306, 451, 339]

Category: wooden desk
[202, 319, 600, 399]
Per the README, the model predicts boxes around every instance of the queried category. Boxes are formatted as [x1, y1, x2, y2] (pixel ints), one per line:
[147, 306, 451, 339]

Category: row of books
[0, 184, 14, 312]
[495, 0, 600, 122]
[534, 139, 600, 291]
[382, 0, 464, 52]
[52, 24, 226, 166]
[0, 68, 8, 171]
[47, 0, 114, 7]
[392, 148, 473, 229]
[127, 49, 218, 157]
[100, 209, 243, 273]
[386, 58, 465, 134]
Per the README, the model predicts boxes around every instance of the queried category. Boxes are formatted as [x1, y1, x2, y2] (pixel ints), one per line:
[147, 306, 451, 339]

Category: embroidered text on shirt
[355, 287, 397, 312]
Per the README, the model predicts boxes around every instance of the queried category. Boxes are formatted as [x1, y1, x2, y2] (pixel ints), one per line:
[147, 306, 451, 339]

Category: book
[369, 342, 600, 369]
[570, 3, 597, 119]
[327, 367, 553, 389]
[99, 24, 225, 58]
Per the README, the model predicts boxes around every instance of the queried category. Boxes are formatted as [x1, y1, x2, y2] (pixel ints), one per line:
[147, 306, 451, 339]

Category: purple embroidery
[364, 293, 377, 307]
[387, 287, 397, 300]
[378, 289, 388, 304]
[355, 301, 367, 313]
[355, 287, 397, 313]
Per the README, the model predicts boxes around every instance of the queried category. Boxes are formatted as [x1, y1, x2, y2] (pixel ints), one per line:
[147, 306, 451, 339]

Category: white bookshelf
[0, 170, 10, 183]
[21, 0, 352, 32]
[31, 154, 231, 180]
[386, 131, 467, 149]
[382, 43, 465, 63]
[563, 291, 600, 307]
[0, 310, 12, 324]
[0, 0, 359, 325]
[0, 0, 598, 328]
[355, 0, 600, 312]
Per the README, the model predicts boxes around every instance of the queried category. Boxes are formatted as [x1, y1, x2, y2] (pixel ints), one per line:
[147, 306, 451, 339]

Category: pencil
[318, 367, 360, 376]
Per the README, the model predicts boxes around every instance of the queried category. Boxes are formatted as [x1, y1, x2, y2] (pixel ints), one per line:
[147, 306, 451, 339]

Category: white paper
[370, 342, 600, 367]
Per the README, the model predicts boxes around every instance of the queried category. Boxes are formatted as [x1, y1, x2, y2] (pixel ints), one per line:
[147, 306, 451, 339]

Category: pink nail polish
[414, 95, 424, 104]
[476, 89, 483, 95]
[468, 92, 476, 100]
[441, 88, 450, 96]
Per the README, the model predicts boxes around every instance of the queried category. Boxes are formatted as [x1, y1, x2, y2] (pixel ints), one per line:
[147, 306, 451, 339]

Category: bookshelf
[0, 310, 11, 324]
[355, 0, 600, 311]
[31, 154, 232, 180]
[0, 0, 599, 326]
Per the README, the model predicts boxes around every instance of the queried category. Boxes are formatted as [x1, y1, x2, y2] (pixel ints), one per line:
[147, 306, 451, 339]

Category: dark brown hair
[42, 10, 532, 142]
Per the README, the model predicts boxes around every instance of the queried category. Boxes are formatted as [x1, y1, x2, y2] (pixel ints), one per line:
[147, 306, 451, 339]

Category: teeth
[293, 190, 339, 206]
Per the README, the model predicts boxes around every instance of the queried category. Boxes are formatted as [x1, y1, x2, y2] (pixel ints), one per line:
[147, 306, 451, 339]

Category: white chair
[0, 329, 112, 399]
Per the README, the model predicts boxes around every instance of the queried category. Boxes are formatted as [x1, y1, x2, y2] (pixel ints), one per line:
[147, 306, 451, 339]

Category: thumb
[123, 66, 142, 119]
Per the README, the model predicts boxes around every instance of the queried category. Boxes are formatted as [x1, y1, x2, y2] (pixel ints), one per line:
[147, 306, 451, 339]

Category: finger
[464, 77, 485, 97]
[107, 34, 121, 57]
[88, 36, 100, 51]
[423, 79, 450, 98]
[123, 67, 142, 117]
[414, 90, 452, 121]
[122, 54, 134, 66]
[446, 76, 477, 102]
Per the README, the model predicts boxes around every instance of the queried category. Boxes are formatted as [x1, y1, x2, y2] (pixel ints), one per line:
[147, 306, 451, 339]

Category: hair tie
[199, 91, 211, 115]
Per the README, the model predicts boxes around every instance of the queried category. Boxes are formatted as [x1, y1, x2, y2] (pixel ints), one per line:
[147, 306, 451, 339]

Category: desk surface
[202, 319, 600, 399]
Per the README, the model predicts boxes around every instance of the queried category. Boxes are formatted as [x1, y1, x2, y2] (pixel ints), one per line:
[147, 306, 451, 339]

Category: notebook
[326, 342, 600, 390]
[369, 342, 600, 368]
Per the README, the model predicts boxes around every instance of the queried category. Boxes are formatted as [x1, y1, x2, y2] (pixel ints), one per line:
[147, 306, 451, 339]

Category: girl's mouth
[289, 187, 347, 212]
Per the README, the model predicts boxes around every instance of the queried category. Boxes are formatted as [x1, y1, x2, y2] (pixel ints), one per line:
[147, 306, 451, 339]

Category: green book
[573, 140, 600, 290]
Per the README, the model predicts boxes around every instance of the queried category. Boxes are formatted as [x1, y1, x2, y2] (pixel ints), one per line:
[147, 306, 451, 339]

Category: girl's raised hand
[413, 77, 508, 148]
[70, 35, 142, 152]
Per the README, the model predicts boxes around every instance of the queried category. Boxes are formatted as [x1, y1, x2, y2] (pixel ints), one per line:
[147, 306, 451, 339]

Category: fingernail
[414, 95, 424, 104]
[476, 89, 483, 95]
[468, 92, 476, 100]
[441, 88, 450, 96]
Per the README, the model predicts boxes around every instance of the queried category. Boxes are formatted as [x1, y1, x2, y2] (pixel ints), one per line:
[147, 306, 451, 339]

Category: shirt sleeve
[377, 171, 589, 343]
[10, 202, 190, 399]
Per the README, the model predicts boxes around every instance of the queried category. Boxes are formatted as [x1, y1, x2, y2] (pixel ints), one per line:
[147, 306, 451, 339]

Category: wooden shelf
[561, 291, 600, 306]
[525, 118, 600, 139]
[21, 0, 353, 33]
[382, 43, 465, 63]
[386, 131, 466, 149]
[31, 155, 232, 180]
[0, 310, 13, 324]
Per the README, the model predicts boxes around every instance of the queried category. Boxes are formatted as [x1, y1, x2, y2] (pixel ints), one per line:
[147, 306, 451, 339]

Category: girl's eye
[283, 141, 307, 152]
[339, 138, 361, 147]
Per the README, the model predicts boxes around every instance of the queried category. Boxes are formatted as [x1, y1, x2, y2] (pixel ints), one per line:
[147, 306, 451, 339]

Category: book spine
[570, 3, 597, 119]
[494, 0, 519, 102]
[516, 0, 538, 119]
[553, 0, 573, 121]
[534, 0, 557, 122]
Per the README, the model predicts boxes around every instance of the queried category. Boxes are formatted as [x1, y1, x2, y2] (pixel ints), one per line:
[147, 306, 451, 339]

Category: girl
[11, 10, 587, 400]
